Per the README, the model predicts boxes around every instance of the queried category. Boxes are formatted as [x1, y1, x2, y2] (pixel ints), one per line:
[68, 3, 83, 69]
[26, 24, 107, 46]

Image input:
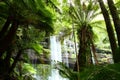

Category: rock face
[23, 49, 50, 64]
[95, 49, 114, 64]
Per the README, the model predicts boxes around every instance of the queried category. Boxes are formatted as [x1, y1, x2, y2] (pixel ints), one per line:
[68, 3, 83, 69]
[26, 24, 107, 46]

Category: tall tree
[107, 0, 120, 47]
[98, 0, 117, 62]
[107, 0, 120, 63]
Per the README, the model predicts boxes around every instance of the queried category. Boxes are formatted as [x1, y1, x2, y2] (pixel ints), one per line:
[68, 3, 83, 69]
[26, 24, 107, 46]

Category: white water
[63, 39, 69, 67]
[50, 36, 62, 63]
[28, 36, 69, 80]
[49, 36, 68, 80]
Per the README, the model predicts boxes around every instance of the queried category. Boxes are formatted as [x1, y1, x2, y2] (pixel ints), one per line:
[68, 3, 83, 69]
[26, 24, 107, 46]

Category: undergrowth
[58, 63, 120, 80]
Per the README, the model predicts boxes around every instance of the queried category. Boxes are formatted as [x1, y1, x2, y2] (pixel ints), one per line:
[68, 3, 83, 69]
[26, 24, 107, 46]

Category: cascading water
[27, 36, 69, 80]
[63, 39, 69, 67]
[49, 36, 68, 80]
[50, 36, 62, 63]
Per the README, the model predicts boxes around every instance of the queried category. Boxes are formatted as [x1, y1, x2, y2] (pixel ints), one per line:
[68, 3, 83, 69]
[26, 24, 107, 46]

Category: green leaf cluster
[22, 63, 36, 74]
[31, 43, 43, 54]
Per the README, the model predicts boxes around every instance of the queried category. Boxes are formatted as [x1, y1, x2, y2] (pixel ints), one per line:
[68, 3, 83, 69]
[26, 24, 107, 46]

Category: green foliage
[31, 43, 50, 55]
[57, 62, 78, 80]
[0, 0, 54, 32]
[0, 2, 8, 18]
[58, 63, 120, 80]
[114, 47, 120, 62]
[22, 63, 36, 74]
[31, 43, 43, 54]
[43, 48, 50, 54]
[35, 64, 51, 80]
[11, 62, 35, 80]
[69, 0, 100, 27]
[88, 64, 120, 80]
[16, 26, 47, 52]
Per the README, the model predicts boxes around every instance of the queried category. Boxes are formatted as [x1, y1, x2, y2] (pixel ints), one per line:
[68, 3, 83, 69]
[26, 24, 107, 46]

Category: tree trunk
[0, 20, 18, 57]
[0, 19, 18, 79]
[91, 42, 98, 64]
[107, 0, 120, 47]
[98, 0, 117, 62]
[74, 25, 92, 71]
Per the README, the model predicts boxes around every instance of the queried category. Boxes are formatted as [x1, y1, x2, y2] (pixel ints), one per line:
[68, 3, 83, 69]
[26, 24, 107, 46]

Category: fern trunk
[74, 25, 92, 71]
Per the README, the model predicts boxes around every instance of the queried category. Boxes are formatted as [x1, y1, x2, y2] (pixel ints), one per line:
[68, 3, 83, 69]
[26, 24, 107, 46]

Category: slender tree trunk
[107, 0, 120, 47]
[0, 20, 18, 57]
[98, 0, 117, 62]
[107, 0, 120, 62]
[0, 19, 18, 79]
[91, 42, 98, 64]
[0, 15, 13, 57]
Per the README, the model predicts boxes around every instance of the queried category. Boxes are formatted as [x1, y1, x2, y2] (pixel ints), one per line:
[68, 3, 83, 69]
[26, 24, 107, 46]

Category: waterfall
[49, 36, 68, 80]
[50, 36, 62, 63]
[63, 39, 69, 67]
[26, 36, 69, 80]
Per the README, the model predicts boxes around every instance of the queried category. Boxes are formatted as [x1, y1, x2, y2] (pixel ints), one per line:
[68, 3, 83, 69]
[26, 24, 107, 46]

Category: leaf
[23, 63, 36, 74]
[43, 48, 50, 54]
[32, 43, 43, 54]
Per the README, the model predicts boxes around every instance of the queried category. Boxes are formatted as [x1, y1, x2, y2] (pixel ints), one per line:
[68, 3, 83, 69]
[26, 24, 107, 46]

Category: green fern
[58, 63, 120, 80]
